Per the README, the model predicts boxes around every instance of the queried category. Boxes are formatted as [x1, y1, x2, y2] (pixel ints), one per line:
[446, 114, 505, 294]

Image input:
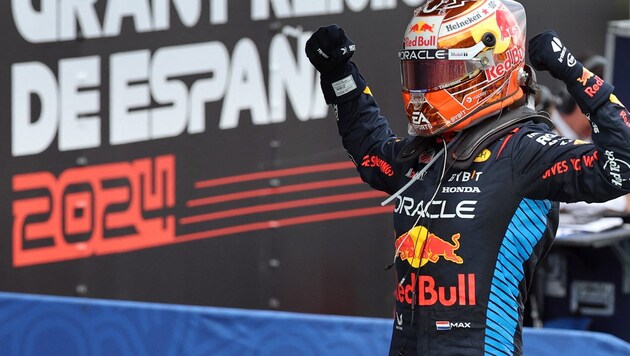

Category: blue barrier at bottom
[0, 292, 629, 355]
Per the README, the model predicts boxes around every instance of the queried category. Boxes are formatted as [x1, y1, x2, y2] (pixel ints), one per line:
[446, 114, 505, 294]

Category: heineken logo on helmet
[444, 13, 483, 33]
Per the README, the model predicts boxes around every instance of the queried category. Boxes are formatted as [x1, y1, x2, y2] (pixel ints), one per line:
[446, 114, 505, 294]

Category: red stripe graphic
[181, 190, 385, 225]
[176, 206, 392, 243]
[195, 161, 355, 188]
[187, 177, 363, 207]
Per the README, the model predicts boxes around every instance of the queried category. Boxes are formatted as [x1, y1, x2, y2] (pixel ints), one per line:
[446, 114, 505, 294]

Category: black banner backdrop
[1, 0, 627, 317]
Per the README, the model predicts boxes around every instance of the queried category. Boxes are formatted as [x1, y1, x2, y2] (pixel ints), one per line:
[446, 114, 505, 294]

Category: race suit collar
[397, 105, 553, 171]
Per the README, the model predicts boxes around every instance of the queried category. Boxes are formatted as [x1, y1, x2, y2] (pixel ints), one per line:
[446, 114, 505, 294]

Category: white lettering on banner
[252, 0, 301, 20]
[251, 0, 412, 21]
[187, 48, 229, 134]
[220, 39, 270, 129]
[12, 1, 422, 43]
[151, 43, 226, 139]
[11, 0, 57, 43]
[11, 35, 327, 156]
[110, 50, 151, 145]
[346, 0, 373, 12]
[11, 0, 227, 43]
[152, 0, 205, 30]
[102, 0, 152, 37]
[269, 31, 327, 122]
[59, 56, 102, 151]
[11, 1, 428, 156]
[12, 63, 58, 156]
[371, 0, 398, 10]
[209, 0, 229, 24]
[59, 0, 101, 41]
[12, 57, 102, 156]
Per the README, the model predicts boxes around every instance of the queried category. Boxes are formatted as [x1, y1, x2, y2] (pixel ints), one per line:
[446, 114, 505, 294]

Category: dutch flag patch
[435, 321, 451, 331]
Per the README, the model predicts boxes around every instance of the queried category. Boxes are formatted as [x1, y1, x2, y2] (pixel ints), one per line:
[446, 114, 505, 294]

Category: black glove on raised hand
[305, 25, 366, 104]
[305, 24, 355, 73]
[529, 30, 613, 113]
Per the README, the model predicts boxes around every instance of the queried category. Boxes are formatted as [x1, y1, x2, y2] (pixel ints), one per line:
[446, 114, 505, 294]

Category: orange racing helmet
[401, 0, 527, 137]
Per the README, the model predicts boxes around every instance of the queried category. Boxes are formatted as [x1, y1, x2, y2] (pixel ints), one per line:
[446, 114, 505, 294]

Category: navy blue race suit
[334, 72, 630, 355]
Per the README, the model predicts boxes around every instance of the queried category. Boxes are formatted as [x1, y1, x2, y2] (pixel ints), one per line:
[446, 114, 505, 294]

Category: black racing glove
[528, 31, 613, 114]
[305, 25, 367, 104]
[305, 24, 355, 73]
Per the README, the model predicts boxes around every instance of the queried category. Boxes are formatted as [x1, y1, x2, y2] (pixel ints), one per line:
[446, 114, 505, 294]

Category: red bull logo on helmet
[484, 46, 524, 82]
[495, 9, 519, 40]
[404, 36, 437, 48]
[394, 226, 464, 268]
[411, 21, 435, 33]
[404, 17, 441, 49]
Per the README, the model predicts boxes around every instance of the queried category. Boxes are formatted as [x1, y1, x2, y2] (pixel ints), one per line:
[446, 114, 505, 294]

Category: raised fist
[529, 30, 613, 113]
[305, 24, 356, 74]
[528, 30, 581, 81]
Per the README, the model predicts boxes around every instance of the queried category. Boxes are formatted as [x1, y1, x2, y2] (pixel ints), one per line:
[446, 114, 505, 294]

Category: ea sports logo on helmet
[412, 111, 433, 131]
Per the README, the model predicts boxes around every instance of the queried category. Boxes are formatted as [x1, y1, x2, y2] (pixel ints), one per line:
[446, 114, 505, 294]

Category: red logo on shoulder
[361, 155, 394, 177]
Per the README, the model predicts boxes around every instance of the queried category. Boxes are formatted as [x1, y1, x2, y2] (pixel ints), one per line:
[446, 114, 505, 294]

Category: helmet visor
[400, 59, 483, 92]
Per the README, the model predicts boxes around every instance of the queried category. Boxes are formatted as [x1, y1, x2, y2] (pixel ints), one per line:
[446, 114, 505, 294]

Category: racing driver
[305, 0, 630, 355]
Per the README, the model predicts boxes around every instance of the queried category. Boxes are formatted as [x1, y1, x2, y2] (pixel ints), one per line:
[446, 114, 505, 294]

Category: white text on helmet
[399, 49, 448, 60]
[444, 13, 483, 33]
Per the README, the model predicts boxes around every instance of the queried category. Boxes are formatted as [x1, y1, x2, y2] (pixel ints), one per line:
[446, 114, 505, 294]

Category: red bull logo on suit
[394, 226, 476, 307]
[394, 226, 464, 268]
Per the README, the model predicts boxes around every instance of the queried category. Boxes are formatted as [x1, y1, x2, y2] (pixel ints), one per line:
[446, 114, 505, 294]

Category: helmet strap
[520, 64, 539, 110]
